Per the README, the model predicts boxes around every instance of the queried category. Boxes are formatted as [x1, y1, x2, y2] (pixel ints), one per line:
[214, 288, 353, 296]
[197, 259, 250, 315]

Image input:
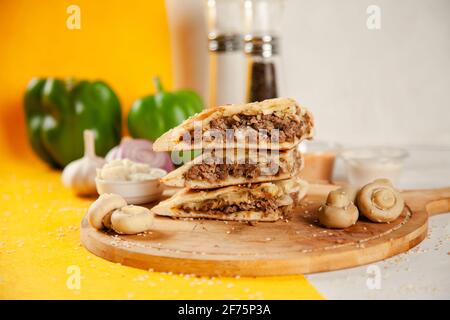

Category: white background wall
[166, 0, 450, 147]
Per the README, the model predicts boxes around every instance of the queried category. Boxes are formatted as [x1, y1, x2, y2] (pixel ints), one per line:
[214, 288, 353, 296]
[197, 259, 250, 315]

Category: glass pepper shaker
[244, 0, 285, 102]
[205, 0, 245, 107]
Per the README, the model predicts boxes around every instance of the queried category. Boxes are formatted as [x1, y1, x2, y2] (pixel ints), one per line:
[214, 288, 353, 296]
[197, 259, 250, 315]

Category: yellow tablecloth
[0, 157, 322, 299]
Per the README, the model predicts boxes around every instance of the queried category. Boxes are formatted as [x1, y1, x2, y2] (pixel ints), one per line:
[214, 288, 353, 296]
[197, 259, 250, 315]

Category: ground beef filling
[180, 196, 282, 215]
[184, 163, 265, 182]
[206, 113, 306, 143]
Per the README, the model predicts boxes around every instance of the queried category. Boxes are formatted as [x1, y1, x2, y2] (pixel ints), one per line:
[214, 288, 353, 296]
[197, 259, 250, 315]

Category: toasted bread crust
[153, 98, 314, 151]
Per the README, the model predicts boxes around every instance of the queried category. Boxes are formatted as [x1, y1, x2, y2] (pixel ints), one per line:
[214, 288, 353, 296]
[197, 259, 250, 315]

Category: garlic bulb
[62, 130, 106, 196]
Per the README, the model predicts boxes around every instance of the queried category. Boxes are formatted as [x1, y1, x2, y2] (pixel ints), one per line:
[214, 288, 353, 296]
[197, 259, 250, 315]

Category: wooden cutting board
[80, 184, 450, 276]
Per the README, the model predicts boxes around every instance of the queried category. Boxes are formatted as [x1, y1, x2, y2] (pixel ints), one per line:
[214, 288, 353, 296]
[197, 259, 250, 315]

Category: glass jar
[205, 0, 245, 107]
[244, 0, 285, 102]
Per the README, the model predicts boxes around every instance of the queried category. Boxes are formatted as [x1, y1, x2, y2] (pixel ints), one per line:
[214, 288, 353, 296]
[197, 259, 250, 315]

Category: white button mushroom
[87, 193, 127, 229]
[356, 179, 404, 223]
[110, 205, 154, 235]
[318, 186, 359, 229]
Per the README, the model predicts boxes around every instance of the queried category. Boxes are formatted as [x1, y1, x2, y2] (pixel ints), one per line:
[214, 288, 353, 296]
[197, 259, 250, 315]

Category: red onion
[106, 138, 174, 172]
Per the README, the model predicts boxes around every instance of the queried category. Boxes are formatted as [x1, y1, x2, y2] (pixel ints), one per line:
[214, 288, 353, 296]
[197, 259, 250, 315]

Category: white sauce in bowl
[340, 147, 408, 187]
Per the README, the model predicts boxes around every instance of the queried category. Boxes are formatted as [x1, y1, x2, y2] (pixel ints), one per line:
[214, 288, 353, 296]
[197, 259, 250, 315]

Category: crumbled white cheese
[97, 159, 165, 182]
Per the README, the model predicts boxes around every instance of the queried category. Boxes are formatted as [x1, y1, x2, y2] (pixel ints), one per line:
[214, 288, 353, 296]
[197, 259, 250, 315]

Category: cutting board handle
[402, 187, 450, 216]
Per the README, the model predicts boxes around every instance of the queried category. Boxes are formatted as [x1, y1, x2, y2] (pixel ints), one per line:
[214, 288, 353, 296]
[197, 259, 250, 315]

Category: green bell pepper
[127, 76, 203, 141]
[24, 78, 122, 168]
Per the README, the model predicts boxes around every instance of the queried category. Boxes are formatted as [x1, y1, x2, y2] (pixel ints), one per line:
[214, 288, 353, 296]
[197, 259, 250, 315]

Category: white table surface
[307, 146, 450, 299]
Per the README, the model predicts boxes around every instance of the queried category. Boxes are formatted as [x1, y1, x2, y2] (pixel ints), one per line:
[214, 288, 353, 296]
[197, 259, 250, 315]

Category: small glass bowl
[298, 140, 341, 182]
[340, 146, 409, 187]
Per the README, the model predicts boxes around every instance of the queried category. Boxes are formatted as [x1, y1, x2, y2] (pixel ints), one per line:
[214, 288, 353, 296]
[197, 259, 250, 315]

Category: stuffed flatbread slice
[162, 147, 303, 189]
[153, 98, 314, 151]
[150, 178, 308, 222]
